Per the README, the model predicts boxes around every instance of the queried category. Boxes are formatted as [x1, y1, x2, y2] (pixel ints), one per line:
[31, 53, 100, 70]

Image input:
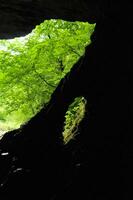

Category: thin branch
[67, 45, 81, 57]
[32, 64, 56, 88]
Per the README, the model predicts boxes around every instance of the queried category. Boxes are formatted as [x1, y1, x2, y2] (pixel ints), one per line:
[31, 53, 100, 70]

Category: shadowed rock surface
[0, 1, 131, 199]
[0, 0, 99, 39]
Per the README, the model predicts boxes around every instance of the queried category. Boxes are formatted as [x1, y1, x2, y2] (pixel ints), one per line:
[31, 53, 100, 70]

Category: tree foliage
[0, 19, 95, 135]
[63, 97, 87, 144]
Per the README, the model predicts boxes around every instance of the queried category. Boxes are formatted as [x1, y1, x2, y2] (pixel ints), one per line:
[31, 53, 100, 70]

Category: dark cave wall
[0, 0, 127, 39]
[0, 0, 131, 199]
[0, 0, 101, 38]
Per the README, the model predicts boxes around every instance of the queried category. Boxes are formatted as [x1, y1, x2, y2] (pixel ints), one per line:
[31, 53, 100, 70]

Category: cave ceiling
[0, 0, 100, 39]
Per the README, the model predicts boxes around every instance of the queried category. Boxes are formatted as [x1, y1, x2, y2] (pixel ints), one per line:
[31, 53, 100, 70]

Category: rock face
[0, 0, 44, 38]
[0, 1, 130, 200]
[0, 0, 100, 38]
[0, 0, 126, 39]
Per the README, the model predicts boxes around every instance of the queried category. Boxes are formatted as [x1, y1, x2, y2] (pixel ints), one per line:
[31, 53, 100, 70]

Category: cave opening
[0, 1, 129, 199]
[0, 19, 95, 141]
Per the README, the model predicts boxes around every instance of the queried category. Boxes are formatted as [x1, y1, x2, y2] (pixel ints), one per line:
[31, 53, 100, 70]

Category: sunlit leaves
[63, 97, 87, 144]
[0, 19, 95, 132]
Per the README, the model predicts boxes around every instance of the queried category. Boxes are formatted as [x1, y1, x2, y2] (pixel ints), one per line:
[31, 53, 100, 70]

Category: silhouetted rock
[0, 1, 130, 199]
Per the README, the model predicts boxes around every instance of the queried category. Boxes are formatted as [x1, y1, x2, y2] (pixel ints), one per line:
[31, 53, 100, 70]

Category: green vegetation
[0, 19, 95, 140]
[63, 97, 87, 144]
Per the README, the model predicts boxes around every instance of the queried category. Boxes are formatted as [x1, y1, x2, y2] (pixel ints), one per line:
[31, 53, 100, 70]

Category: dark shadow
[0, 1, 130, 199]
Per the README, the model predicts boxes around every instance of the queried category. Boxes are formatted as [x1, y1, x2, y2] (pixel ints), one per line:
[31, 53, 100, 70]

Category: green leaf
[0, 19, 95, 135]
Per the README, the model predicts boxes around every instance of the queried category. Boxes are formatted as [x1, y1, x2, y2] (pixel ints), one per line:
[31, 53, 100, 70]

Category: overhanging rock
[0, 0, 99, 39]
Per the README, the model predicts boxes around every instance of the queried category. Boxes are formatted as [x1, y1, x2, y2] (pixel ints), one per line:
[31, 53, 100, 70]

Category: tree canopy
[0, 19, 95, 138]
